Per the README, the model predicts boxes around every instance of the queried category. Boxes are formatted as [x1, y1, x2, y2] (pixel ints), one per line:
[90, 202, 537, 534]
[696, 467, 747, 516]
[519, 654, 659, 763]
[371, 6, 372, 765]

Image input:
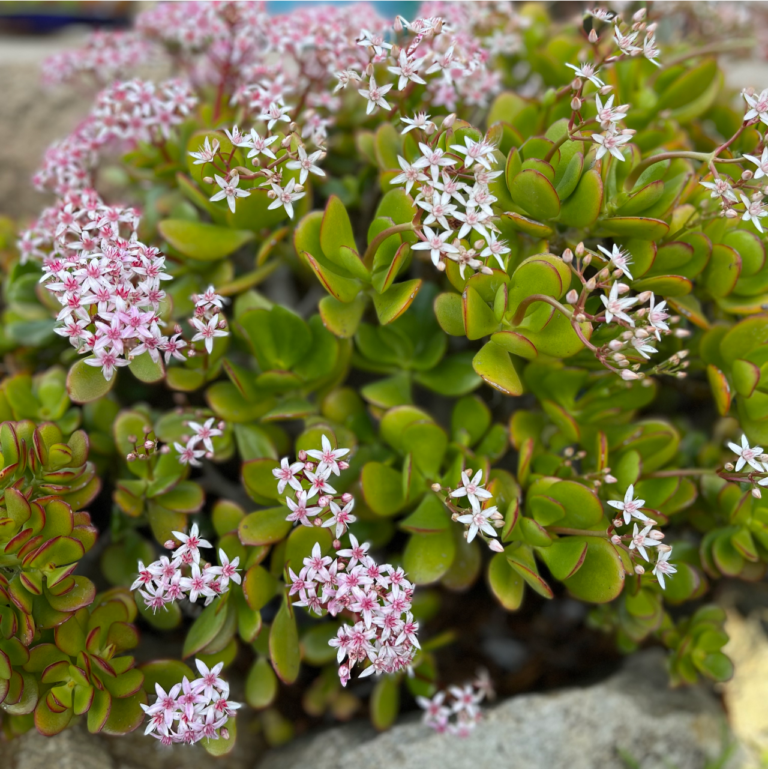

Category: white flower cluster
[416, 670, 493, 738]
[288, 541, 419, 686]
[273, 434, 355, 536]
[132, 524, 241, 611]
[141, 659, 240, 745]
[191, 124, 324, 219]
[561, 244, 689, 382]
[437, 469, 504, 551]
[725, 435, 768, 496]
[698, 90, 768, 234]
[393, 126, 509, 278]
[608, 485, 677, 588]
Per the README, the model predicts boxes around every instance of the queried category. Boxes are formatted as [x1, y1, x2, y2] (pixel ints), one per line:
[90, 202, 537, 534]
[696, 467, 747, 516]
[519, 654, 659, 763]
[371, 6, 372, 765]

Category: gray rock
[258, 650, 743, 769]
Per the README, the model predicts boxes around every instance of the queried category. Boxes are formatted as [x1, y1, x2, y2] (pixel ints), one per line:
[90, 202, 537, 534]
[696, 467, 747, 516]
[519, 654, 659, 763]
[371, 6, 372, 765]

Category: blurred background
[0, 1, 420, 221]
[0, 0, 418, 34]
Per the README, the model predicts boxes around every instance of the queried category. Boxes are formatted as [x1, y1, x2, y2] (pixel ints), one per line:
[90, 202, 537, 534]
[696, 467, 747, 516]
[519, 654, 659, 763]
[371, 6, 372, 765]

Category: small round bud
[633, 7, 647, 21]
[649, 530, 665, 540]
[742, 170, 754, 181]
[488, 539, 504, 553]
[611, 535, 622, 545]
[585, 277, 596, 291]
[570, 96, 583, 111]
[583, 254, 592, 267]
[317, 495, 329, 507]
[725, 208, 739, 219]
[144, 440, 155, 450]
[621, 370, 641, 380]
[566, 289, 579, 304]
[342, 492, 354, 504]
[599, 84, 614, 95]
[588, 29, 598, 43]
[126, 452, 136, 462]
[658, 543, 672, 553]
[562, 248, 573, 263]
[571, 77, 583, 90]
[608, 339, 625, 351]
[333, 538, 342, 550]
[160, 445, 170, 454]
[164, 539, 176, 550]
[605, 474, 617, 484]
[313, 517, 322, 526]
[575, 242, 585, 257]
[724, 462, 734, 471]
[634, 564, 645, 575]
[338, 460, 350, 471]
[431, 482, 442, 492]
[637, 291, 653, 303]
[613, 518, 624, 528]
[203, 176, 214, 184]
[298, 449, 307, 461]
[598, 268, 610, 280]
[481, 265, 494, 275]
[617, 283, 631, 295]
[575, 312, 587, 323]
[442, 113, 456, 129]
[752, 487, 762, 499]
[436, 260, 446, 271]
[220, 728, 229, 741]
[127, 435, 137, 445]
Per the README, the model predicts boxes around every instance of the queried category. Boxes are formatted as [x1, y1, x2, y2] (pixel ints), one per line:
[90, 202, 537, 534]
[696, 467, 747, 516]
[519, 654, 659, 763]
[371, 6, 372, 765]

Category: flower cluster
[608, 485, 677, 588]
[723, 435, 768, 496]
[132, 523, 241, 612]
[393, 118, 508, 278]
[41, 31, 153, 88]
[416, 670, 494, 737]
[27, 188, 229, 382]
[33, 78, 197, 196]
[141, 659, 240, 745]
[435, 469, 503, 551]
[288, 541, 419, 686]
[560, 242, 690, 381]
[349, 13, 502, 114]
[190, 123, 324, 219]
[174, 416, 226, 467]
[273, 434, 354, 536]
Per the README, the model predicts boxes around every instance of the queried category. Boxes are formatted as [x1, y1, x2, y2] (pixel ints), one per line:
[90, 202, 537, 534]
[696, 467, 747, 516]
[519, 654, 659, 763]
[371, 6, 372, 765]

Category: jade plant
[2, 0, 766, 751]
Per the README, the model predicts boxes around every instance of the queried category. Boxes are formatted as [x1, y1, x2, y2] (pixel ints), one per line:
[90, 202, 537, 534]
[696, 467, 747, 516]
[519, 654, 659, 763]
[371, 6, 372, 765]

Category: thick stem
[362, 222, 415, 267]
[645, 468, 714, 478]
[549, 527, 610, 537]
[509, 294, 572, 327]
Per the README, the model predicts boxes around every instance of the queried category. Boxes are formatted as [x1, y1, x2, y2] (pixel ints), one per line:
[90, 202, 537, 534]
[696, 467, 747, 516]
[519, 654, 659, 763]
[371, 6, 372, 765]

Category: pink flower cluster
[173, 416, 225, 467]
[41, 31, 153, 88]
[22, 187, 229, 383]
[33, 78, 196, 196]
[347, 13, 502, 115]
[416, 670, 494, 737]
[141, 659, 240, 745]
[273, 434, 355, 536]
[288, 541, 419, 687]
[132, 523, 241, 611]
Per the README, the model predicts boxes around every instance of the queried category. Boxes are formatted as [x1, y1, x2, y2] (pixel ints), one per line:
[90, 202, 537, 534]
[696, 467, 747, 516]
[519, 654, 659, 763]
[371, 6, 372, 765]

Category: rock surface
[258, 650, 742, 769]
[721, 583, 768, 769]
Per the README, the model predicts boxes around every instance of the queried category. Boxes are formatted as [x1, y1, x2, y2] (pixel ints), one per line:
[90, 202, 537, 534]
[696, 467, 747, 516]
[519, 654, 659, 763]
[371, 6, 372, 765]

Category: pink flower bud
[341, 492, 353, 504]
[752, 487, 762, 499]
[605, 474, 617, 484]
[634, 564, 645, 575]
[649, 530, 665, 540]
[318, 496, 330, 507]
[611, 535, 622, 545]
[588, 29, 598, 43]
[613, 518, 624, 528]
[126, 453, 136, 462]
[127, 435, 137, 445]
[144, 440, 155, 450]
[220, 728, 229, 740]
[442, 113, 456, 129]
[570, 96, 583, 111]
[582, 254, 592, 266]
[431, 482, 442, 492]
[203, 176, 214, 184]
[575, 242, 585, 257]
[298, 449, 307, 461]
[338, 460, 349, 471]
[562, 248, 573, 263]
[333, 539, 341, 550]
[488, 539, 504, 553]
[164, 539, 176, 549]
[566, 289, 579, 304]
[599, 84, 613, 95]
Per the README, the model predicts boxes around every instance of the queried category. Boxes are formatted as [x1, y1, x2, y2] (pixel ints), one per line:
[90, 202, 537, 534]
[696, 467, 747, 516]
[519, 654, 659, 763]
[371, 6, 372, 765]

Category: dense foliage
[1, 0, 767, 751]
